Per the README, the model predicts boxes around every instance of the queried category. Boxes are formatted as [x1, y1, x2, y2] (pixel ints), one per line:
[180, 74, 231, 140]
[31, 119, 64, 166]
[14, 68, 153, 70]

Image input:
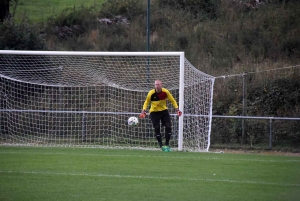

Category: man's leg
[155, 125, 163, 148]
[164, 122, 172, 146]
[161, 111, 172, 146]
[150, 113, 163, 147]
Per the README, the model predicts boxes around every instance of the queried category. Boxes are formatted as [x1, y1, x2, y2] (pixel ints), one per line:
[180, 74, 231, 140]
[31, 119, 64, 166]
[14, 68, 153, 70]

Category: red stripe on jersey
[156, 91, 167, 100]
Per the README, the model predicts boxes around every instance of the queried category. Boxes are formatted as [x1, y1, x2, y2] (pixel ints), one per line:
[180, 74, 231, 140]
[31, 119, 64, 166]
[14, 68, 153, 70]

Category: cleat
[161, 146, 171, 152]
[165, 146, 171, 152]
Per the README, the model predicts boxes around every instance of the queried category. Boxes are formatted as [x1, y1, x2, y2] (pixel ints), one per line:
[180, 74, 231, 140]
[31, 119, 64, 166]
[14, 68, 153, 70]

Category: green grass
[14, 0, 106, 22]
[0, 146, 299, 201]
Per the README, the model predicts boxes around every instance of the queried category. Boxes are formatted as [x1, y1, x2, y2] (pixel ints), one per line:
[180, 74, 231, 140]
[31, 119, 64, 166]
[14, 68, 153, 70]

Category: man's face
[155, 81, 162, 92]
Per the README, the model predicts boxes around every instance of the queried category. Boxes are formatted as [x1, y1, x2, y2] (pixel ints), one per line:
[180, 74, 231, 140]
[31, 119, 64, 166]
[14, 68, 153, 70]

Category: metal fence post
[269, 118, 273, 149]
[242, 72, 247, 145]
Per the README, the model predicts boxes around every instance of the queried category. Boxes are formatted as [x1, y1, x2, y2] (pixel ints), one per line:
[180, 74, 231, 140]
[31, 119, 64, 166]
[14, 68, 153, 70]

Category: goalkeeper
[140, 80, 182, 152]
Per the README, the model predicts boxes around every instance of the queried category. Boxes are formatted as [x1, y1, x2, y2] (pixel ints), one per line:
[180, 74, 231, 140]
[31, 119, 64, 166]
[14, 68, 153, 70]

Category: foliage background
[0, 0, 300, 151]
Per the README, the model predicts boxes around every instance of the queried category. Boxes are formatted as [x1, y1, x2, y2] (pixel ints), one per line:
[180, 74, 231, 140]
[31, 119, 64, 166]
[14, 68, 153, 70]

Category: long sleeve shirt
[142, 88, 178, 113]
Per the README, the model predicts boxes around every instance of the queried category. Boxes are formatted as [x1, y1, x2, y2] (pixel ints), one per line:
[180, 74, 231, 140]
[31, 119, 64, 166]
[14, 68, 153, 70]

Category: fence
[211, 115, 300, 150]
[211, 65, 300, 150]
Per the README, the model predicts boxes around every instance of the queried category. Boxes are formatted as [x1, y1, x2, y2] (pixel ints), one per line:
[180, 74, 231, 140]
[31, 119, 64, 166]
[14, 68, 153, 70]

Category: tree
[0, 0, 18, 22]
[0, 0, 10, 22]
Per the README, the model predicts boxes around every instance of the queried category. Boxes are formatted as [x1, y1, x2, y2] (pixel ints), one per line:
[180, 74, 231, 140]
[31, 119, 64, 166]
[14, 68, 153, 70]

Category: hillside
[1, 0, 300, 150]
[2, 0, 299, 73]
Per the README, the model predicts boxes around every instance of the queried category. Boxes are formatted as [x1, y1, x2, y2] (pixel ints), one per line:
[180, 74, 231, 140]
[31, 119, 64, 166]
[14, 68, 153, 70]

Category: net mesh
[0, 52, 214, 151]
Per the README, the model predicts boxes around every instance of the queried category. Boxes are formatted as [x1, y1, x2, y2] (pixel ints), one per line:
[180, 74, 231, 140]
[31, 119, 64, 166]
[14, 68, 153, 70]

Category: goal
[0, 51, 215, 152]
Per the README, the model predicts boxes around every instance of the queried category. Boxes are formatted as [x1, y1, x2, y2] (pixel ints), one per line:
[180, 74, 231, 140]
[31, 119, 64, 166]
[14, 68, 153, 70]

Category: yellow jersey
[142, 88, 178, 113]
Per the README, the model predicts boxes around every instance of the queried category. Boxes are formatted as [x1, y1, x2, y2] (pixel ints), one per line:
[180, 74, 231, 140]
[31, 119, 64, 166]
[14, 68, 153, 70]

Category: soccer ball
[128, 116, 139, 126]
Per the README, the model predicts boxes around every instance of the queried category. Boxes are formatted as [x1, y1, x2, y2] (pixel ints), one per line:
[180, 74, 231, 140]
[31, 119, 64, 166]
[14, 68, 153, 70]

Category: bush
[0, 19, 44, 50]
[45, 6, 96, 39]
[248, 78, 300, 116]
[47, 6, 96, 28]
[158, 0, 221, 20]
[99, 0, 144, 20]
[281, 39, 300, 58]
[107, 36, 132, 51]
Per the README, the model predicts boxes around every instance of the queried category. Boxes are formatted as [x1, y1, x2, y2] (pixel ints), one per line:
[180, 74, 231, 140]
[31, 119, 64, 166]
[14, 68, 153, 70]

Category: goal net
[0, 51, 215, 152]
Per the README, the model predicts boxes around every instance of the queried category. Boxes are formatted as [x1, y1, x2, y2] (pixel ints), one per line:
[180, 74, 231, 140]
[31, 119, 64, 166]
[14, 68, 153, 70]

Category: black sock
[165, 133, 172, 146]
[156, 134, 162, 147]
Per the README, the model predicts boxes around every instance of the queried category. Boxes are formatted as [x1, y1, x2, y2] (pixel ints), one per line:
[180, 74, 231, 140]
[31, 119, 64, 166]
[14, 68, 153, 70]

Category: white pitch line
[0, 170, 299, 187]
[0, 151, 299, 163]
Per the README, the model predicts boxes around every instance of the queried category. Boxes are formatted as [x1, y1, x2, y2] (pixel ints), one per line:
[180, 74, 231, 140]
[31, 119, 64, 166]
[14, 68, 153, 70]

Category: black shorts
[150, 109, 170, 127]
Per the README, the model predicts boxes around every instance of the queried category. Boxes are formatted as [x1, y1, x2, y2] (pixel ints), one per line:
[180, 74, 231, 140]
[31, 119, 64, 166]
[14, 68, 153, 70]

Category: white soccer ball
[128, 116, 139, 126]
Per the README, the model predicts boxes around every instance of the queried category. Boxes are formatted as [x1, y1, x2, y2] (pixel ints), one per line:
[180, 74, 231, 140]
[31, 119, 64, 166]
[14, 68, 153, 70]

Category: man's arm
[165, 89, 178, 109]
[166, 89, 182, 116]
[142, 91, 152, 110]
[140, 92, 151, 118]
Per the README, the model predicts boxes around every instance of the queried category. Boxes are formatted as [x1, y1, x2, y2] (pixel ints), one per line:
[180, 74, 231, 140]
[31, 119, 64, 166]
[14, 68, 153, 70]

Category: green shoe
[165, 146, 171, 152]
[161, 146, 171, 152]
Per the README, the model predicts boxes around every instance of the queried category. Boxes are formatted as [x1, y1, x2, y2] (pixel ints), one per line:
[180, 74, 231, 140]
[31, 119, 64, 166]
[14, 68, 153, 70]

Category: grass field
[0, 146, 299, 201]
[14, 0, 106, 22]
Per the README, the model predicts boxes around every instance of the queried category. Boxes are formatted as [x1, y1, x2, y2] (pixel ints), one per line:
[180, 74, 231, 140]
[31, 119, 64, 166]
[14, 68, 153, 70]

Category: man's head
[154, 80, 162, 93]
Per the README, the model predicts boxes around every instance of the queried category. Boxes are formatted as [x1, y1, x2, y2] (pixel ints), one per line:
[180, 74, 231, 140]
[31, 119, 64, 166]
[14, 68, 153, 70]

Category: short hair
[154, 80, 162, 84]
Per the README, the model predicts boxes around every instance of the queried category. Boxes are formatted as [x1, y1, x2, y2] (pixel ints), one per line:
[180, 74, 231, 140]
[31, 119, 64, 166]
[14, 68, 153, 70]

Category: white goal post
[0, 50, 215, 152]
